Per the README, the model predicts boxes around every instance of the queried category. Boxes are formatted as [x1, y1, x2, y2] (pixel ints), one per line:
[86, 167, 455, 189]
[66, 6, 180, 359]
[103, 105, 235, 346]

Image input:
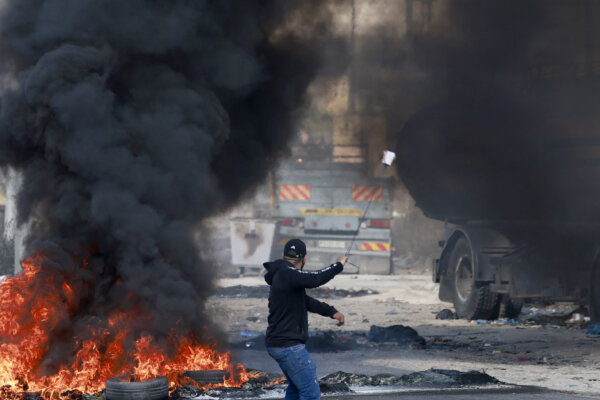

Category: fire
[0, 255, 252, 398]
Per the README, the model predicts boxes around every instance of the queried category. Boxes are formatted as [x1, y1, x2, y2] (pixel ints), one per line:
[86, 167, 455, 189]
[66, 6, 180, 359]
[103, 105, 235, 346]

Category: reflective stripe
[279, 184, 311, 201]
[300, 207, 362, 216]
[361, 242, 391, 251]
[352, 185, 382, 201]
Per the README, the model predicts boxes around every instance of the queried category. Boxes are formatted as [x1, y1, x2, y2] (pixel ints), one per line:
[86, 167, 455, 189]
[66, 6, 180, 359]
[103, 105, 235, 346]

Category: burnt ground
[209, 274, 600, 396]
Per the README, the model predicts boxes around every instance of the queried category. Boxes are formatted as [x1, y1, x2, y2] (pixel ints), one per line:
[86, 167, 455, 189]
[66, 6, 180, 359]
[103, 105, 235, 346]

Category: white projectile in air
[381, 150, 396, 167]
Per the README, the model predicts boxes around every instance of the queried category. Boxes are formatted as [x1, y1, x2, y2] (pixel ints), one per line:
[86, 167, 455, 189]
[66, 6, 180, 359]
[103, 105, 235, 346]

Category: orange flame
[0, 255, 254, 398]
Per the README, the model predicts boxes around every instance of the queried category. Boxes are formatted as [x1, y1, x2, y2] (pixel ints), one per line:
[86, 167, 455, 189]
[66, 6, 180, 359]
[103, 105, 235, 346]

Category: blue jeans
[267, 344, 320, 400]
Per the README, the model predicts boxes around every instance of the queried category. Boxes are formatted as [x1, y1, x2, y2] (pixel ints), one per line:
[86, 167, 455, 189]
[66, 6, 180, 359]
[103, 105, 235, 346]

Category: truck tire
[490, 294, 523, 320]
[499, 295, 523, 319]
[105, 376, 169, 400]
[450, 237, 499, 320]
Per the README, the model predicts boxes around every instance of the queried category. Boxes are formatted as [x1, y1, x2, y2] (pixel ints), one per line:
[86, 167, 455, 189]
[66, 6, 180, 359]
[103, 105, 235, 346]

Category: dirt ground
[207, 273, 600, 396]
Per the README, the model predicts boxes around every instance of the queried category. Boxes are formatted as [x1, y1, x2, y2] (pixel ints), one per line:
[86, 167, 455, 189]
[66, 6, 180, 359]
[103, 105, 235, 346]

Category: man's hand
[337, 256, 348, 266]
[332, 312, 345, 326]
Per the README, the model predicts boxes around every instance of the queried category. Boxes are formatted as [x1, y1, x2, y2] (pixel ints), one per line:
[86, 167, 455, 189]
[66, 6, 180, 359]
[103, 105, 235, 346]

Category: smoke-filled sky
[0, 0, 335, 373]
[366, 0, 600, 224]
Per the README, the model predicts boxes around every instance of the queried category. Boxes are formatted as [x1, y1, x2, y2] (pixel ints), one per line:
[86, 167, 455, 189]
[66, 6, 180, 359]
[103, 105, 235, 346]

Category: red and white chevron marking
[352, 185, 383, 201]
[361, 242, 391, 251]
[279, 184, 311, 201]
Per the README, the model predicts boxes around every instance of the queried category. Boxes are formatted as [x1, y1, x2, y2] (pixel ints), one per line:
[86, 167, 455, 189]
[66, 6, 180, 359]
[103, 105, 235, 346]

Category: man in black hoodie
[263, 238, 347, 400]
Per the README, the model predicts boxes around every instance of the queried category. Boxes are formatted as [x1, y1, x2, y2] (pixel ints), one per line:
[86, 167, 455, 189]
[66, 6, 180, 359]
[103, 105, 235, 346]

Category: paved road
[326, 386, 600, 400]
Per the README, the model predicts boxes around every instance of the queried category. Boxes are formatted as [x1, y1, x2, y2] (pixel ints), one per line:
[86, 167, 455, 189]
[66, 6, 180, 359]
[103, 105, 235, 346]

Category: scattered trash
[425, 337, 453, 350]
[240, 330, 261, 338]
[368, 325, 426, 348]
[436, 309, 457, 320]
[586, 323, 600, 335]
[520, 306, 583, 326]
[385, 310, 398, 315]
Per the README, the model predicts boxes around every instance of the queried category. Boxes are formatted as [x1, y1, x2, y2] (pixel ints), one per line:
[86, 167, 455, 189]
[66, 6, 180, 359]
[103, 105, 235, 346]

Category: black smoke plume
[350, 1, 600, 225]
[0, 0, 331, 375]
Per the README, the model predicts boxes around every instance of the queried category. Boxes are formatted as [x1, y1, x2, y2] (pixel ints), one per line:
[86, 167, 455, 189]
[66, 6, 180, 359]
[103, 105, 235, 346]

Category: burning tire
[450, 237, 499, 320]
[105, 376, 169, 400]
[184, 370, 230, 386]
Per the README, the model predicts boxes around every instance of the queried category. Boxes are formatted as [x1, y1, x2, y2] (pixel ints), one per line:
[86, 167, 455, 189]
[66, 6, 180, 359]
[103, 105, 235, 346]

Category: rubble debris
[398, 369, 499, 387]
[368, 325, 426, 348]
[213, 285, 378, 299]
[436, 309, 458, 320]
[307, 330, 357, 352]
[319, 381, 351, 393]
[170, 386, 202, 399]
[203, 387, 265, 399]
[320, 369, 499, 387]
[321, 371, 402, 386]
[519, 306, 582, 325]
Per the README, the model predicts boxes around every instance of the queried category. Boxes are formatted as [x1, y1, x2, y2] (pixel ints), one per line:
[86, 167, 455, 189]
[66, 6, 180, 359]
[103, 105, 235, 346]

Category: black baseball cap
[284, 238, 306, 259]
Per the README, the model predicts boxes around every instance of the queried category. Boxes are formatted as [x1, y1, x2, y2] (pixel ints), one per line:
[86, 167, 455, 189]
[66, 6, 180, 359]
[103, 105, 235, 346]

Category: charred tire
[184, 370, 230, 386]
[450, 237, 499, 320]
[105, 376, 168, 400]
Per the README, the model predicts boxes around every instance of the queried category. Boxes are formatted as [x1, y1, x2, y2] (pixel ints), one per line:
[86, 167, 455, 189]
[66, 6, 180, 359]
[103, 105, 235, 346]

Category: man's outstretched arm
[287, 256, 347, 288]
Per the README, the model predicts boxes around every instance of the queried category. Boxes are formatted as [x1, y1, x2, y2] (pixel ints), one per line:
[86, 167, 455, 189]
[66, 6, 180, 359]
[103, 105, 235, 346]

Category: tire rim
[455, 255, 473, 302]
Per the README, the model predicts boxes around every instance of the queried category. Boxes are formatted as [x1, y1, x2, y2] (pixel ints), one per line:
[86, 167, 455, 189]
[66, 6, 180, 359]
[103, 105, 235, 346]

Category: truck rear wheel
[450, 237, 499, 320]
[490, 294, 523, 320]
[499, 295, 523, 319]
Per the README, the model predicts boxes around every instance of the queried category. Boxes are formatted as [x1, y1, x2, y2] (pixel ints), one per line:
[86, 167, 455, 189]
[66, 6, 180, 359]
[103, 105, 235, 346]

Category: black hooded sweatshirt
[263, 259, 343, 348]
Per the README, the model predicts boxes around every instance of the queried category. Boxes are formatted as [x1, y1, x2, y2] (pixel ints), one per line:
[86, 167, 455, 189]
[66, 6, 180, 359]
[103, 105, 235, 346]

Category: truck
[230, 144, 394, 274]
[396, 78, 600, 321]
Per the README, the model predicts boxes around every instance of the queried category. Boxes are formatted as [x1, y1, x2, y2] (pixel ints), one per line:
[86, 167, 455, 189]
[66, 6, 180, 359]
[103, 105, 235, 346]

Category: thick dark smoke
[349, 1, 600, 225]
[0, 0, 332, 373]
